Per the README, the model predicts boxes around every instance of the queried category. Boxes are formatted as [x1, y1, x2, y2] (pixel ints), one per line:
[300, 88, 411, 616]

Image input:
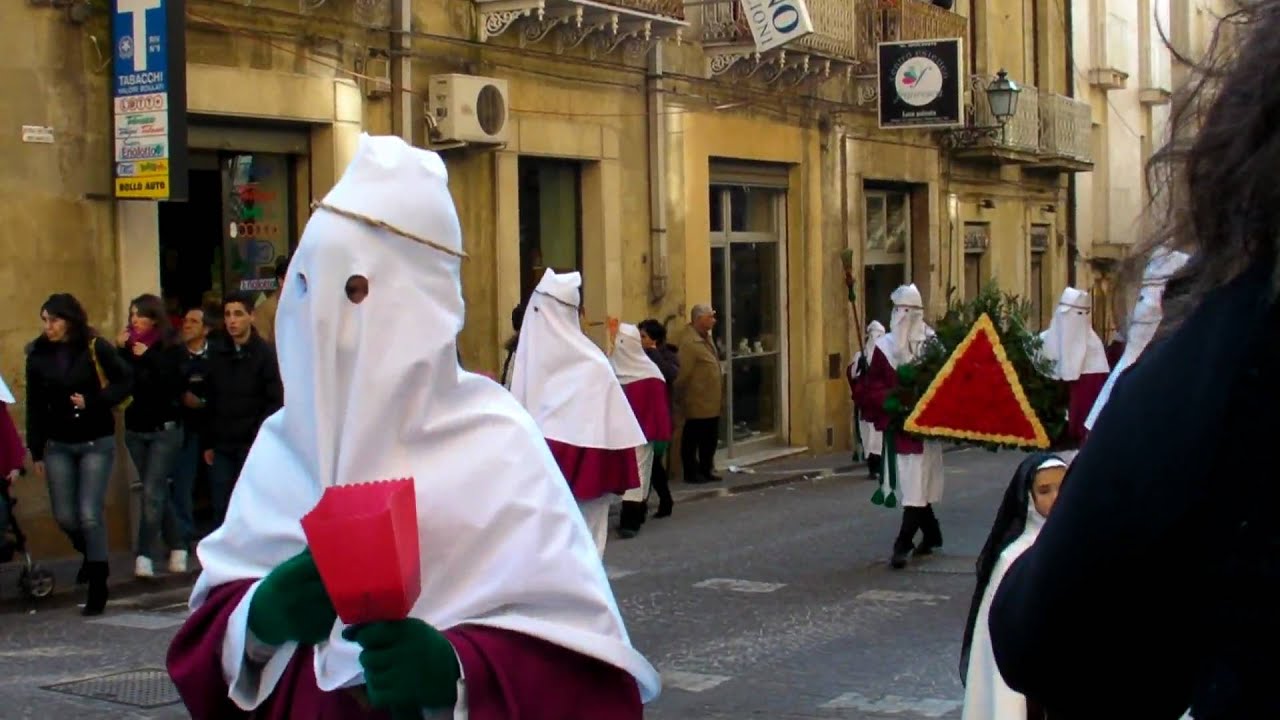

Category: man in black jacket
[201, 291, 283, 526]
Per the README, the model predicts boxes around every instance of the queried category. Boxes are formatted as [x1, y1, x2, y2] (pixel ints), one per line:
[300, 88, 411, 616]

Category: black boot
[652, 456, 674, 518]
[891, 507, 923, 569]
[916, 504, 944, 556]
[82, 561, 109, 616]
[69, 532, 88, 585]
[618, 502, 645, 539]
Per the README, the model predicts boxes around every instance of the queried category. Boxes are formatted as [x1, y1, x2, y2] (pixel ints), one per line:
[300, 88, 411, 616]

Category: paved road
[0, 448, 1026, 719]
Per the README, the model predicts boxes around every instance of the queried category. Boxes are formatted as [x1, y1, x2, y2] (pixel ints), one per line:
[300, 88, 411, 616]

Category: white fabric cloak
[509, 270, 646, 451]
[1085, 249, 1189, 430]
[962, 496, 1048, 719]
[1039, 287, 1109, 382]
[190, 134, 660, 711]
[0, 373, 13, 404]
[852, 321, 886, 457]
[876, 285, 942, 507]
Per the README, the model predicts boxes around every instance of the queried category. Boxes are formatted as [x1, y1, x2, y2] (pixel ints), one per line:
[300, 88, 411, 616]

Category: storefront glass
[863, 188, 911, 328]
[710, 184, 785, 454]
[222, 153, 293, 296]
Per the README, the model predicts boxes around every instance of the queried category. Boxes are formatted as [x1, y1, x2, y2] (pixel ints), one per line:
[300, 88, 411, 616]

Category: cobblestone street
[0, 448, 1023, 719]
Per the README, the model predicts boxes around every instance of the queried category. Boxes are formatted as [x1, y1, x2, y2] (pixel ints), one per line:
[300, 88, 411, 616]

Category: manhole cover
[44, 668, 180, 708]
[904, 554, 976, 575]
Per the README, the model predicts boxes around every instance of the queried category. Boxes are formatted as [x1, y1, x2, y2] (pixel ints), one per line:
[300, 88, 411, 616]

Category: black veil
[959, 452, 1062, 683]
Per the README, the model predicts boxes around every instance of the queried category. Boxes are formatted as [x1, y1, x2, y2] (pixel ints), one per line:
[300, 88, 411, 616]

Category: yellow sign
[115, 176, 171, 199]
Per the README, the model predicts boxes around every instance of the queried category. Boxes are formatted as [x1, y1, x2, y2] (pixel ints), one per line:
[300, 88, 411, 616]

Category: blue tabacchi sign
[111, 0, 188, 200]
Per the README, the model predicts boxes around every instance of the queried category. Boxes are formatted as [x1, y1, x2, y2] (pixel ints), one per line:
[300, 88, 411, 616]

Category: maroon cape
[0, 405, 24, 477]
[853, 346, 924, 455]
[546, 441, 639, 502]
[1064, 372, 1108, 448]
[167, 579, 642, 719]
[620, 378, 672, 443]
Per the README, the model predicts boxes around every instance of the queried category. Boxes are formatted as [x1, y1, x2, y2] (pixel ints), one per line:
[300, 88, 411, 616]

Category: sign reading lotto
[112, 0, 188, 201]
[878, 39, 964, 130]
[740, 0, 813, 54]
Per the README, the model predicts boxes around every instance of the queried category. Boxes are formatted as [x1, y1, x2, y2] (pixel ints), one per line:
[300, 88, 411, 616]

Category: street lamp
[942, 69, 1022, 148]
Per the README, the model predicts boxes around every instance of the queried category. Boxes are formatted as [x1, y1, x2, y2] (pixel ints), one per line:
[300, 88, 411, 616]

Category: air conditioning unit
[427, 74, 510, 146]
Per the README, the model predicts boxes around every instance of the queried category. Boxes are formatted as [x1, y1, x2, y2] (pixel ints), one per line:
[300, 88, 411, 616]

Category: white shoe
[168, 550, 189, 574]
[134, 556, 155, 578]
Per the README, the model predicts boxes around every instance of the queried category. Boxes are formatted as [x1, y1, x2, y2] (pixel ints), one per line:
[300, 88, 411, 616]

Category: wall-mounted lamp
[942, 70, 1022, 149]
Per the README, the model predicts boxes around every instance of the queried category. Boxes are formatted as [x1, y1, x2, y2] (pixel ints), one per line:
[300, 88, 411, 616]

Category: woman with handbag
[25, 293, 133, 615]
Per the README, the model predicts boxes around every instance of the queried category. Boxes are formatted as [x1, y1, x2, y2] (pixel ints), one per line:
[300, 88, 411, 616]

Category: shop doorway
[709, 183, 786, 456]
[863, 187, 912, 329]
[159, 151, 300, 317]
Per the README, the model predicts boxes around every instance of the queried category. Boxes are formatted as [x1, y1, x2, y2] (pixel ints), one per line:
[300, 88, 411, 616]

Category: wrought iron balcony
[698, 0, 858, 84]
[1035, 91, 1094, 171]
[950, 79, 1042, 163]
[476, 0, 687, 60]
[854, 0, 969, 66]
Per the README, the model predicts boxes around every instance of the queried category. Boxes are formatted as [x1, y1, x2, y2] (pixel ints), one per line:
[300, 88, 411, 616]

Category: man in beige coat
[674, 304, 724, 484]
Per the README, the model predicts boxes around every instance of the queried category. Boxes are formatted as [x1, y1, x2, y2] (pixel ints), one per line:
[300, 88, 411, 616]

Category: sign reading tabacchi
[739, 0, 813, 53]
[111, 0, 188, 201]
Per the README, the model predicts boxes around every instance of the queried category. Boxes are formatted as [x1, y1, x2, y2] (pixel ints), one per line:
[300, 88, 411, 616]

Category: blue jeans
[166, 429, 201, 551]
[126, 426, 183, 559]
[209, 447, 249, 528]
[44, 437, 114, 562]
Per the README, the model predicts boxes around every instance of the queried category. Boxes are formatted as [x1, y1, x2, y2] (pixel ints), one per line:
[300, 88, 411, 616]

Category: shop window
[159, 151, 299, 315]
[709, 183, 785, 456]
[519, 157, 583, 302]
[863, 188, 911, 328]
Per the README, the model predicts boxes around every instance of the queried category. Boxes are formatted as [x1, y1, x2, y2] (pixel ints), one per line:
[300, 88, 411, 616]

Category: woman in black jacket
[25, 293, 132, 615]
[987, 5, 1280, 717]
[116, 294, 185, 579]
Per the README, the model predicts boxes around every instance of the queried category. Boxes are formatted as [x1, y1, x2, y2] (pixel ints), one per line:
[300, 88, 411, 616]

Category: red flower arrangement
[904, 314, 1050, 448]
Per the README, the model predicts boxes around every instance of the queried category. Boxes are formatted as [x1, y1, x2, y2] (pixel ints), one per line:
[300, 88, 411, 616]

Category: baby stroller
[0, 478, 55, 599]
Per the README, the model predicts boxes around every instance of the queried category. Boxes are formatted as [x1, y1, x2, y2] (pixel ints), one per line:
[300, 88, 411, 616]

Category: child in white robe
[960, 454, 1067, 720]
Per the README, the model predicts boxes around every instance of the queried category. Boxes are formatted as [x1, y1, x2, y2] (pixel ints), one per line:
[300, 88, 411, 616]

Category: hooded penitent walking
[508, 269, 647, 557]
[847, 320, 886, 477]
[165, 134, 659, 719]
[854, 285, 945, 569]
[612, 323, 673, 539]
[1037, 287, 1109, 447]
[960, 454, 1066, 720]
[1085, 249, 1189, 430]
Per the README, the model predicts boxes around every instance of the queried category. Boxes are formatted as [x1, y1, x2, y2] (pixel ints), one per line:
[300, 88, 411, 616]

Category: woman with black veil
[960, 453, 1066, 720]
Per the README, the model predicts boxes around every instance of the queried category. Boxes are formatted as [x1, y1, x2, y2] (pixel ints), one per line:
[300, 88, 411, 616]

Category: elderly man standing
[674, 304, 723, 485]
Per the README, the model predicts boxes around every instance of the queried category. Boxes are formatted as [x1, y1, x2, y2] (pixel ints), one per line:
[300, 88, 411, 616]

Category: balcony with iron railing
[476, 0, 687, 59]
[950, 78, 1042, 163]
[1035, 90, 1094, 170]
[853, 0, 969, 66]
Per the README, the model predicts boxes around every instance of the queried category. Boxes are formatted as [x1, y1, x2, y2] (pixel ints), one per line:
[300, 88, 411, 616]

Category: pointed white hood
[509, 269, 646, 450]
[1039, 287, 1109, 381]
[876, 284, 935, 368]
[612, 323, 663, 385]
[191, 135, 659, 706]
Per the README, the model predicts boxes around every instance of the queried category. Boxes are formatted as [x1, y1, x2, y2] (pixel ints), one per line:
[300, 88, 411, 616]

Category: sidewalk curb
[675, 465, 871, 505]
[0, 568, 197, 615]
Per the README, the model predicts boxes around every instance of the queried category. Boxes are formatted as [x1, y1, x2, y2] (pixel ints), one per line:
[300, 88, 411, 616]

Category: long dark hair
[130, 293, 177, 346]
[959, 452, 1061, 684]
[38, 293, 93, 347]
[1126, 2, 1280, 338]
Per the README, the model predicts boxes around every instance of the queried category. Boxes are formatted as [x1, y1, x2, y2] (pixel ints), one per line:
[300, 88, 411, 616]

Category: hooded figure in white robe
[168, 134, 659, 720]
[1038, 287, 1110, 446]
[1085, 249, 1190, 430]
[508, 269, 647, 557]
[853, 285, 946, 568]
[848, 321, 887, 468]
[961, 454, 1067, 720]
[612, 323, 673, 538]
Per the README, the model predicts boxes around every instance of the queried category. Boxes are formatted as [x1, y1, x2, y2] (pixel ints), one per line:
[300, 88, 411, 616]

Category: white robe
[873, 335, 944, 508]
[963, 503, 1044, 720]
[850, 350, 884, 457]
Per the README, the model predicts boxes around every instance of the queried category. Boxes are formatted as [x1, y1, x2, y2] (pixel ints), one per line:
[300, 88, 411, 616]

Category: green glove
[883, 395, 904, 416]
[343, 619, 461, 714]
[247, 548, 337, 646]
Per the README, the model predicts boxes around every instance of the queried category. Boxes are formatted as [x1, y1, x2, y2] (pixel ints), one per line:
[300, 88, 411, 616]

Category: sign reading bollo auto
[111, 0, 188, 201]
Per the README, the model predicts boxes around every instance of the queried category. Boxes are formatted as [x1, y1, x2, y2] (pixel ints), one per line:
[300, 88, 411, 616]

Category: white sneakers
[134, 551, 190, 578]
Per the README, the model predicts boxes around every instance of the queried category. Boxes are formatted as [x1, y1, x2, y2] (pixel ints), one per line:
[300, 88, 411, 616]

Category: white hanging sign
[739, 0, 813, 53]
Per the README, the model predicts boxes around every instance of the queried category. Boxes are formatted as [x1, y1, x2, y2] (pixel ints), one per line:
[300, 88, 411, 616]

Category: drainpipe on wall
[1064, 0, 1078, 288]
[647, 44, 669, 303]
[391, 0, 413, 144]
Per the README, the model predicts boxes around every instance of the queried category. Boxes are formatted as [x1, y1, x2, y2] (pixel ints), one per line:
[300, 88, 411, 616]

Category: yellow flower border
[904, 313, 1051, 449]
